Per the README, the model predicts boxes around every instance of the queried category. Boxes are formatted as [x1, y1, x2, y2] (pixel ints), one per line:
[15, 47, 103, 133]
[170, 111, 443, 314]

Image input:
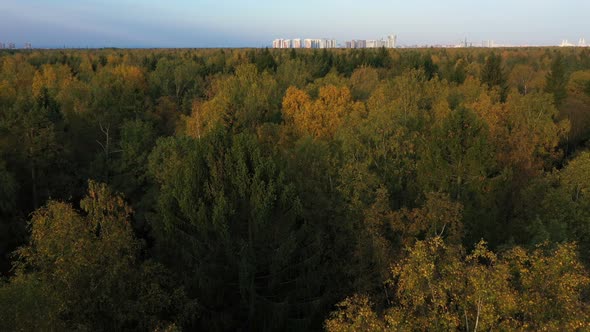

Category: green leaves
[481, 52, 508, 100]
[3, 181, 189, 331]
[149, 132, 327, 330]
[417, 107, 495, 201]
[545, 53, 568, 107]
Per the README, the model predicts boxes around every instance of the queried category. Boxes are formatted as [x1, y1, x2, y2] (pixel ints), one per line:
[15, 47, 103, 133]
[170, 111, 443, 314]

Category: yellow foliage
[32, 64, 75, 100]
[113, 64, 147, 90]
[0, 80, 17, 105]
[350, 66, 379, 100]
[185, 100, 211, 139]
[31, 70, 45, 99]
[328, 239, 590, 331]
[55, 76, 91, 114]
[325, 295, 387, 332]
[568, 70, 590, 100]
[391, 193, 464, 246]
[469, 89, 569, 179]
[282, 85, 358, 140]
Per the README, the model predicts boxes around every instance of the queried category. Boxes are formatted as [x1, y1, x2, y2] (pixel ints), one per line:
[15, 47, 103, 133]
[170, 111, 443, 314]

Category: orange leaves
[281, 86, 310, 123]
[318, 85, 353, 110]
[282, 85, 358, 140]
[32, 65, 72, 99]
[112, 64, 148, 92]
[185, 99, 213, 139]
[468, 87, 569, 179]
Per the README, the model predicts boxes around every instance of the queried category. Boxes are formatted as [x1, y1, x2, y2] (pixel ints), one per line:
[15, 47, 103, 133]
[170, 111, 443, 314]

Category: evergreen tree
[545, 53, 568, 107]
[481, 52, 508, 101]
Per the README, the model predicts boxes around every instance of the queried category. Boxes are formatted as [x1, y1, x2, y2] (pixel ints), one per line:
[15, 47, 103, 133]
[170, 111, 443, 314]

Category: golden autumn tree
[500, 92, 569, 178]
[325, 295, 387, 332]
[350, 66, 380, 101]
[508, 63, 545, 95]
[326, 239, 590, 332]
[505, 243, 590, 330]
[0, 181, 189, 331]
[391, 192, 464, 247]
[562, 70, 590, 144]
[282, 85, 361, 140]
[185, 63, 279, 137]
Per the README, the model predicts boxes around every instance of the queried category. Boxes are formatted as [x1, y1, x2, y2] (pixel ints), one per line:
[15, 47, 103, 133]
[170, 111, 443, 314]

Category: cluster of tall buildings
[272, 38, 337, 49]
[560, 38, 588, 47]
[345, 35, 397, 49]
[272, 35, 397, 49]
[0, 42, 31, 49]
[0, 43, 16, 50]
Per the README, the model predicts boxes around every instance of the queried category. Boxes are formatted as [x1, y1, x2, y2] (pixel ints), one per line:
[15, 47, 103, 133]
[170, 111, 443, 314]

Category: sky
[1, 0, 589, 48]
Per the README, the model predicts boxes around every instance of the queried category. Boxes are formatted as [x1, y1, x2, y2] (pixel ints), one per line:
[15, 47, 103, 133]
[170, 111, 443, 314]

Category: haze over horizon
[1, 0, 589, 48]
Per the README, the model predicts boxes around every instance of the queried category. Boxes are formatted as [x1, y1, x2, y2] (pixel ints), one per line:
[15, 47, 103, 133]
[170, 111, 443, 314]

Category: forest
[1, 46, 590, 331]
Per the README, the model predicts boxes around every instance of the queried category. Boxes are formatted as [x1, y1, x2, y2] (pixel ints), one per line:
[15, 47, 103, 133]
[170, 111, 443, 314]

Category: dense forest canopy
[1, 47, 590, 331]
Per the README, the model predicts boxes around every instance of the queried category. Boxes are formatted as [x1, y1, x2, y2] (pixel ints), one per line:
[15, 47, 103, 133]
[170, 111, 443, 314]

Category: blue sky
[1, 0, 589, 47]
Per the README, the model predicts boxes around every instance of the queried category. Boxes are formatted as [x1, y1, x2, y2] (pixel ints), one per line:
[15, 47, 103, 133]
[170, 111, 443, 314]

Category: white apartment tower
[387, 35, 397, 48]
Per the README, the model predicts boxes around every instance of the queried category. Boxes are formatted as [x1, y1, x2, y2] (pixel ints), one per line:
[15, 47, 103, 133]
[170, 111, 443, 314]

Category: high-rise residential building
[273, 38, 337, 49]
[304, 39, 322, 48]
[0, 43, 4, 49]
[273, 38, 309, 49]
[344, 35, 396, 49]
[386, 35, 397, 48]
[320, 39, 335, 48]
[481, 40, 494, 48]
[275, 35, 392, 49]
[8, 43, 15, 49]
[325, 39, 337, 48]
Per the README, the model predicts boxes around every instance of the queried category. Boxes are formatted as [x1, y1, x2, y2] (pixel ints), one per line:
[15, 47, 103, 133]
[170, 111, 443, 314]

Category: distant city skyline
[1, 0, 589, 48]
[272, 35, 397, 49]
